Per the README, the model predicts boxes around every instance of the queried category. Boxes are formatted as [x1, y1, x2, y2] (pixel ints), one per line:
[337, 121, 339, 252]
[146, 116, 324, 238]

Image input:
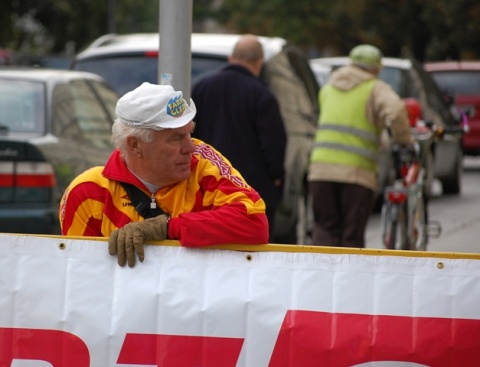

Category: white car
[71, 33, 287, 96]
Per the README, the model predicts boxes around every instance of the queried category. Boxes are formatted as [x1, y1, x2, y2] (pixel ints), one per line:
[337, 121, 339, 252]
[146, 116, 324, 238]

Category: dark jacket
[191, 64, 287, 225]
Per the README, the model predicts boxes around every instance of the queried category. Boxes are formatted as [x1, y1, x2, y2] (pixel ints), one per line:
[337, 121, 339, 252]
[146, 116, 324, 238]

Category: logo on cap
[167, 95, 187, 119]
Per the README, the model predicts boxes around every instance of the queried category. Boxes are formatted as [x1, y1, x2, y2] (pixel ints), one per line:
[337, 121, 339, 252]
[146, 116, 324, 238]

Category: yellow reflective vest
[310, 79, 382, 172]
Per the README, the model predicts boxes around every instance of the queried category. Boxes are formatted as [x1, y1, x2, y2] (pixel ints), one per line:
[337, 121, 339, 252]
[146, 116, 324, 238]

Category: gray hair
[111, 119, 155, 157]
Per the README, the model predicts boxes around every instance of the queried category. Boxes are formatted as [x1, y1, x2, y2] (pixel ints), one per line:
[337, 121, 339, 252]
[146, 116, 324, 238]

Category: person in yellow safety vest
[308, 44, 414, 248]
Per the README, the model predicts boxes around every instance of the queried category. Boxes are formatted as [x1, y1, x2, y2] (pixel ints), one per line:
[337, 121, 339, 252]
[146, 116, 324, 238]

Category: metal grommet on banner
[245, 254, 253, 261]
[437, 262, 444, 269]
[58, 242, 67, 250]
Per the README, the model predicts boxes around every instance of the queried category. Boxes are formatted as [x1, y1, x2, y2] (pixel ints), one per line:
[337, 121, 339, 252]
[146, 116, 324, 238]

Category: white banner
[1, 233, 480, 367]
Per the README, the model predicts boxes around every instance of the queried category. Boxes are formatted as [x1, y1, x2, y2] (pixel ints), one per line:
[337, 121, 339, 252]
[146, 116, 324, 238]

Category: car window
[191, 55, 227, 85]
[74, 56, 158, 96]
[312, 62, 408, 98]
[412, 61, 460, 126]
[52, 79, 114, 150]
[379, 67, 403, 95]
[430, 71, 480, 96]
[71, 80, 115, 149]
[0, 79, 45, 133]
[74, 54, 228, 96]
[88, 79, 119, 119]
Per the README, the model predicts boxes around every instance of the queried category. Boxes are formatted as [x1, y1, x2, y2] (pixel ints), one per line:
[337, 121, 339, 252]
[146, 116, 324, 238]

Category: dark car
[309, 57, 464, 195]
[424, 61, 480, 156]
[0, 68, 119, 234]
[71, 33, 320, 244]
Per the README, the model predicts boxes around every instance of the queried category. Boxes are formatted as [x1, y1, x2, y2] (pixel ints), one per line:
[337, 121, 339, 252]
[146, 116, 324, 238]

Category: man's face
[137, 121, 196, 187]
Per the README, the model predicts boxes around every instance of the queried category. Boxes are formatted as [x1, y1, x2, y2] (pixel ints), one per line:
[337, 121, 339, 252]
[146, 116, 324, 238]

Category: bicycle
[380, 122, 440, 251]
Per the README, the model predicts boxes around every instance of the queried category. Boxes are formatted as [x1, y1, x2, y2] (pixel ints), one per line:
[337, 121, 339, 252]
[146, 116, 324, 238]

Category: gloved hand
[108, 215, 169, 267]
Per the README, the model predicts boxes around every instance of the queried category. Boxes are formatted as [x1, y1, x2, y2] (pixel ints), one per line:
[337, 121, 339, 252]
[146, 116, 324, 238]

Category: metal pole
[158, 0, 193, 100]
[108, 0, 116, 33]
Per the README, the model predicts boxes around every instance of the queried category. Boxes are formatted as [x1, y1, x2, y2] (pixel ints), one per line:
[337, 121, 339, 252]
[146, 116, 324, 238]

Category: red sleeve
[168, 202, 269, 246]
[166, 141, 269, 246]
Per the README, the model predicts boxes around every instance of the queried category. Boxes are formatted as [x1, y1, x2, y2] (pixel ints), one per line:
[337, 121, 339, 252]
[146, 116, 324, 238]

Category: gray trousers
[309, 181, 375, 248]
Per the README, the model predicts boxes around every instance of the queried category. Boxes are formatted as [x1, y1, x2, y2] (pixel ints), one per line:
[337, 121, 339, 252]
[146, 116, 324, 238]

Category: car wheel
[441, 148, 463, 195]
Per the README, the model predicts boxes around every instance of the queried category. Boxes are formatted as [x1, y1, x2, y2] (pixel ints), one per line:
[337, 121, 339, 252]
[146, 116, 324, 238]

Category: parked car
[71, 33, 288, 96]
[71, 33, 320, 244]
[424, 61, 480, 156]
[0, 68, 119, 234]
[309, 57, 464, 195]
[17, 54, 72, 69]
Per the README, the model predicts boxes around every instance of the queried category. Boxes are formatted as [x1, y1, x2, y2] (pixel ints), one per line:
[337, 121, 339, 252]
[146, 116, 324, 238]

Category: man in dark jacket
[192, 34, 287, 241]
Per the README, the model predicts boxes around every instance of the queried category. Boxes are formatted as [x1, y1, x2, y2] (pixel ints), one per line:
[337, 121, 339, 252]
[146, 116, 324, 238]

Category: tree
[1, 0, 479, 60]
[214, 0, 480, 60]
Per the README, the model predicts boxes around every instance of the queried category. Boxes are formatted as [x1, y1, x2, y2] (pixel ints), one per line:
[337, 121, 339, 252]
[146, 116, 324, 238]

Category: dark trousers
[309, 181, 375, 248]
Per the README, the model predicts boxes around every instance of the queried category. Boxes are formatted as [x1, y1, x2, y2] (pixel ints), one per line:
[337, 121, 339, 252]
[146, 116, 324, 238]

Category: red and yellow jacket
[59, 139, 269, 246]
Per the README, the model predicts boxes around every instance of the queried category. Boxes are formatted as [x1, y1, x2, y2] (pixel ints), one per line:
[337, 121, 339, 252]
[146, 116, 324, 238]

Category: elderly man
[60, 82, 268, 267]
[308, 44, 414, 248]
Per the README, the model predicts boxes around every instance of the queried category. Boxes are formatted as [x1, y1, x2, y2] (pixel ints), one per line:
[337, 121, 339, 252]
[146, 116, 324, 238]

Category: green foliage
[1, 0, 479, 60]
[214, 0, 480, 60]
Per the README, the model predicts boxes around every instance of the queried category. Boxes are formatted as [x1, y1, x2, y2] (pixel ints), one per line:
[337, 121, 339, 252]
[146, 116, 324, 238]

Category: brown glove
[108, 215, 169, 267]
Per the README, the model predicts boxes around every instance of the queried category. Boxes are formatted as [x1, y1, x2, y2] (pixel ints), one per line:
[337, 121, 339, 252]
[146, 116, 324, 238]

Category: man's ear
[126, 135, 142, 157]
[253, 58, 264, 76]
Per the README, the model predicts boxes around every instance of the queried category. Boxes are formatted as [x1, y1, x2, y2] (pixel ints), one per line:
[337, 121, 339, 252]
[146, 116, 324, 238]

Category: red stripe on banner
[117, 333, 244, 367]
[0, 327, 90, 367]
[269, 311, 480, 366]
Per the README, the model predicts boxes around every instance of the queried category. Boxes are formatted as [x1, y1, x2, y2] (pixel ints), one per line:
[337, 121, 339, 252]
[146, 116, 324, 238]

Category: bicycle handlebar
[410, 121, 466, 143]
[439, 125, 467, 134]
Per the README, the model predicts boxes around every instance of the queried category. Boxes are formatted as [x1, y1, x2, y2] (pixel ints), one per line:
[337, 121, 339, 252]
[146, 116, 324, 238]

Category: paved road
[366, 156, 480, 254]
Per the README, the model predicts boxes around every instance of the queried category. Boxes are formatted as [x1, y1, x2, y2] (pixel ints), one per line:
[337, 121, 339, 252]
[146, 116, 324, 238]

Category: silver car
[0, 68, 119, 234]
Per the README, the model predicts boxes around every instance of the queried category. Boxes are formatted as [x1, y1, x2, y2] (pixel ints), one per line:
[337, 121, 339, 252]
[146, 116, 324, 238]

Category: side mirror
[403, 98, 422, 127]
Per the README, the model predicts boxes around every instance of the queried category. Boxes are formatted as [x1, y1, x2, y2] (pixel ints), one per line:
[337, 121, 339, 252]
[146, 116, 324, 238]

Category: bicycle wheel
[397, 203, 409, 250]
[410, 191, 428, 251]
[382, 202, 397, 249]
[382, 202, 408, 250]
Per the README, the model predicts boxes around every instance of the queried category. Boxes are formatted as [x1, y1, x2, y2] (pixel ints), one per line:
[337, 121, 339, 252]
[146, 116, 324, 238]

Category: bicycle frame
[381, 124, 436, 251]
[381, 160, 426, 250]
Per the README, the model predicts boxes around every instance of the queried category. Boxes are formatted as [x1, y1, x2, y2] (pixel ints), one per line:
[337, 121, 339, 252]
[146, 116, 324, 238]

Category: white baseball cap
[115, 82, 196, 130]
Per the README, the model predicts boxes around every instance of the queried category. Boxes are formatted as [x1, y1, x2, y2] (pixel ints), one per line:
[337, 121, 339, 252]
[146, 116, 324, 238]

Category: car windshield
[74, 54, 228, 96]
[312, 62, 405, 96]
[429, 71, 480, 96]
[0, 79, 45, 133]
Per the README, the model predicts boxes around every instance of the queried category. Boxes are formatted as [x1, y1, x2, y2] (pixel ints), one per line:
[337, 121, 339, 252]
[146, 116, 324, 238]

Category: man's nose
[182, 137, 196, 154]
